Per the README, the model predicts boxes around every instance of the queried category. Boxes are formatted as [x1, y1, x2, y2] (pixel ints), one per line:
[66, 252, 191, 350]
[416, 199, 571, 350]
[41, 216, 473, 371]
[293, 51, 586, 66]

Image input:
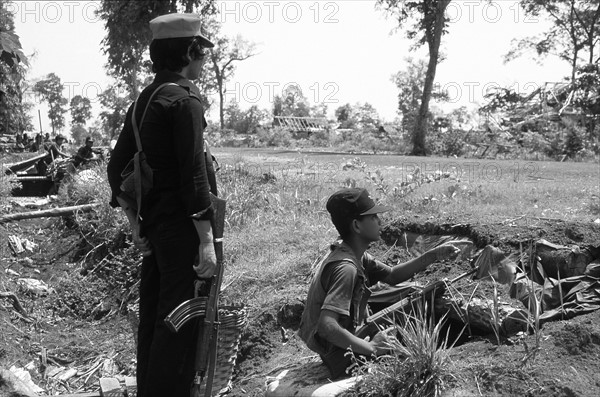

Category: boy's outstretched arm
[383, 243, 462, 285]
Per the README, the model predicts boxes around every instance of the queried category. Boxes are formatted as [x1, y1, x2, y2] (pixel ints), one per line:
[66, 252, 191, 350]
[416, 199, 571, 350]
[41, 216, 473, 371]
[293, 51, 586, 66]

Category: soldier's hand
[194, 242, 216, 278]
[369, 327, 397, 356]
[132, 227, 153, 257]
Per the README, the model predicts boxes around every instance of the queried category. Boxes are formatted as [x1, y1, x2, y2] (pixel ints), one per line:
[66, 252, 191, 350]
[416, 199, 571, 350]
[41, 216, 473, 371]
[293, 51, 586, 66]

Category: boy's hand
[431, 240, 473, 261]
[368, 327, 397, 356]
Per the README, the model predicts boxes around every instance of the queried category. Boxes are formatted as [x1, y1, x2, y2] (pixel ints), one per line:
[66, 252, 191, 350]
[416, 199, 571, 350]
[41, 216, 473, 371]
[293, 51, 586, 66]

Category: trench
[372, 221, 600, 347]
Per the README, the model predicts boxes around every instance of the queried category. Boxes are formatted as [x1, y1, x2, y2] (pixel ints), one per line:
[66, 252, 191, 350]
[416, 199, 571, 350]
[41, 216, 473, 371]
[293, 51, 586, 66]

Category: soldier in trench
[298, 187, 462, 379]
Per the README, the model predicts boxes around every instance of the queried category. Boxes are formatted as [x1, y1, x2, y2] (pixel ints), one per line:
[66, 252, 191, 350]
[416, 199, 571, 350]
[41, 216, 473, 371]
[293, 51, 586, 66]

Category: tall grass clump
[59, 163, 130, 251]
[0, 174, 20, 206]
[215, 155, 337, 306]
[344, 308, 453, 397]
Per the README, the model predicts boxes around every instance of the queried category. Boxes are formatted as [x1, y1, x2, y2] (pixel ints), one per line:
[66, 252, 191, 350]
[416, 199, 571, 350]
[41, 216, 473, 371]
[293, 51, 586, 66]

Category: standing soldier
[107, 13, 216, 397]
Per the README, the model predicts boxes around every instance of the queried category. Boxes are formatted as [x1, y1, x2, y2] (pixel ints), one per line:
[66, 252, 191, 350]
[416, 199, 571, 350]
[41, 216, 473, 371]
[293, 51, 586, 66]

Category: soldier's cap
[149, 13, 214, 48]
[326, 188, 391, 219]
[55, 134, 66, 141]
[85, 136, 93, 143]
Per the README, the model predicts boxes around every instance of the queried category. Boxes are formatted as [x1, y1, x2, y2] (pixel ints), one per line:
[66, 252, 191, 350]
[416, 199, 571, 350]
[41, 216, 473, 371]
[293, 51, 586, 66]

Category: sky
[9, 0, 570, 136]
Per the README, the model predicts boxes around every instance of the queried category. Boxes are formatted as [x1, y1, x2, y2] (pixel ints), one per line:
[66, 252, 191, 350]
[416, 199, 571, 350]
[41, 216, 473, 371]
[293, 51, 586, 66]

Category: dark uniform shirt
[106, 71, 213, 226]
[76, 145, 95, 160]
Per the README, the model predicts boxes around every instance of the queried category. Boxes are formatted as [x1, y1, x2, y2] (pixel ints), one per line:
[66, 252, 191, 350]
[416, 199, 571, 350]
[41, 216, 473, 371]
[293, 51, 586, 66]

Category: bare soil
[1, 210, 600, 396]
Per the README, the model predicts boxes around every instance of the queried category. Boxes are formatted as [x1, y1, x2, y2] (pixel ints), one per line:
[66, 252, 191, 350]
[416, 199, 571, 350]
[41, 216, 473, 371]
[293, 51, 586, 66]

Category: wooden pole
[0, 203, 101, 224]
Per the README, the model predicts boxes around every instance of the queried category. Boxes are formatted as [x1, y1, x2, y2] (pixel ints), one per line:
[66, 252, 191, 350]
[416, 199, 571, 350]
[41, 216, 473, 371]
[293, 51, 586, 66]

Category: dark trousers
[136, 217, 200, 397]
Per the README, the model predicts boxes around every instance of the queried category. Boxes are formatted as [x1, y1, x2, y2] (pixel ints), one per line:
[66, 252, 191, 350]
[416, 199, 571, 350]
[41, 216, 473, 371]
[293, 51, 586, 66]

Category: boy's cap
[85, 136, 93, 143]
[326, 188, 391, 219]
[55, 134, 66, 140]
[149, 13, 215, 47]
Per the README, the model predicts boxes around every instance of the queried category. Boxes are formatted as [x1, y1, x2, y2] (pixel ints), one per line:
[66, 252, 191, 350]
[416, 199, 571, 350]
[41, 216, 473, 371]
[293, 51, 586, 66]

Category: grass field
[1, 148, 598, 396]
[210, 147, 599, 314]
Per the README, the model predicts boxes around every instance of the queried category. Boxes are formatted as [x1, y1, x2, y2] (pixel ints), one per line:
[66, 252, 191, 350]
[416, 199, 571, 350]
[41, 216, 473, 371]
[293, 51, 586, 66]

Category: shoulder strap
[131, 82, 180, 152]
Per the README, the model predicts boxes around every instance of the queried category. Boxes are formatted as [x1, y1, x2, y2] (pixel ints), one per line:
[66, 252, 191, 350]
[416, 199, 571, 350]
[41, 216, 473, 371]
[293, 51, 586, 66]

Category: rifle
[164, 193, 226, 397]
[355, 268, 477, 339]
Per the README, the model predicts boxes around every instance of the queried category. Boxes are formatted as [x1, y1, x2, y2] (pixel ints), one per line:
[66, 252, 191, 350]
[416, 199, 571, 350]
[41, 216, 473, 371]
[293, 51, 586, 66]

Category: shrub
[256, 127, 293, 147]
[343, 308, 453, 397]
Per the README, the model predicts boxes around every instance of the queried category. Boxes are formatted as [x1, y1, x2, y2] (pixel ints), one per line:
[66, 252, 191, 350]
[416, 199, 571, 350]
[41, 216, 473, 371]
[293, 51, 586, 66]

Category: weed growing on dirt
[490, 278, 502, 345]
[0, 174, 20, 205]
[343, 308, 453, 397]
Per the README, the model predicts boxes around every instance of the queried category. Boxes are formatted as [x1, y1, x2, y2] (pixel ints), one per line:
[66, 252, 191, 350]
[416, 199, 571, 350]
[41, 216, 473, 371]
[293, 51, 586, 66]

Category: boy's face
[355, 214, 382, 242]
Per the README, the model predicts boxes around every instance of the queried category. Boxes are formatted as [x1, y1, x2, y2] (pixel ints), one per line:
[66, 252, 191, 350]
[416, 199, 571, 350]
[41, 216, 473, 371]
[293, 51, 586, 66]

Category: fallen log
[0, 203, 101, 224]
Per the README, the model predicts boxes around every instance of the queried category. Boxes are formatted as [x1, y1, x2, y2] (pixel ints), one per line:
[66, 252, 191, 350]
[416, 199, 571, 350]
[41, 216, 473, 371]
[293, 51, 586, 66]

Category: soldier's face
[355, 214, 382, 242]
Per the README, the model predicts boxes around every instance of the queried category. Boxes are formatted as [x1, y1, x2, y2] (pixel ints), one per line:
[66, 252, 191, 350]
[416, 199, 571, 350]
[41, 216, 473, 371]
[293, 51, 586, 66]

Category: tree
[356, 103, 380, 130]
[97, 0, 218, 100]
[99, 83, 130, 139]
[203, 18, 257, 129]
[33, 73, 68, 133]
[224, 101, 267, 134]
[0, 0, 32, 135]
[70, 95, 92, 125]
[70, 123, 88, 144]
[335, 103, 355, 128]
[506, 0, 600, 84]
[377, 0, 452, 155]
[392, 57, 448, 135]
[273, 85, 312, 119]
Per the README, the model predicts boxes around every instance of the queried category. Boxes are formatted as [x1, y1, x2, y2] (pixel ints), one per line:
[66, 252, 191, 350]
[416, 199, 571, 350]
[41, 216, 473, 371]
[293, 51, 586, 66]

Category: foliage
[70, 95, 92, 125]
[32, 73, 68, 133]
[377, 0, 452, 155]
[573, 63, 600, 119]
[393, 57, 448, 135]
[335, 102, 381, 130]
[426, 127, 466, 157]
[203, 17, 258, 128]
[99, 83, 130, 140]
[273, 85, 312, 119]
[0, 174, 19, 205]
[0, 0, 26, 68]
[97, 0, 218, 99]
[506, 1, 600, 82]
[256, 127, 292, 147]
[59, 163, 130, 251]
[224, 100, 267, 134]
[480, 87, 526, 113]
[343, 309, 452, 397]
[0, 0, 32, 135]
[70, 124, 88, 145]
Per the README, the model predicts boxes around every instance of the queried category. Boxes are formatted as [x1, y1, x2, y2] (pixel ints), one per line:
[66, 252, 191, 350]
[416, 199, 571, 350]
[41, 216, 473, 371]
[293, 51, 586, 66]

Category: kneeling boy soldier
[298, 188, 461, 379]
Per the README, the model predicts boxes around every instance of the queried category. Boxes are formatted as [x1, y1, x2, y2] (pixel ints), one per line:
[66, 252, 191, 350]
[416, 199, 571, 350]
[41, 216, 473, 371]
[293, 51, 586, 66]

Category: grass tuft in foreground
[343, 306, 454, 397]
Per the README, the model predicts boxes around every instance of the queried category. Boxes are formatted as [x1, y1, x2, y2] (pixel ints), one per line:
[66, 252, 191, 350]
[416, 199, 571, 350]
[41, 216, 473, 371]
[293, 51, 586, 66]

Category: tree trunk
[131, 59, 140, 101]
[218, 77, 224, 130]
[571, 48, 578, 85]
[411, 0, 450, 156]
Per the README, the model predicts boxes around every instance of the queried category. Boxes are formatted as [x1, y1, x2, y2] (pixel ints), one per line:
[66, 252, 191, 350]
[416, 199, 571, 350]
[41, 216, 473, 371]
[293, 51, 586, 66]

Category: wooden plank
[99, 377, 124, 397]
[42, 393, 101, 397]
